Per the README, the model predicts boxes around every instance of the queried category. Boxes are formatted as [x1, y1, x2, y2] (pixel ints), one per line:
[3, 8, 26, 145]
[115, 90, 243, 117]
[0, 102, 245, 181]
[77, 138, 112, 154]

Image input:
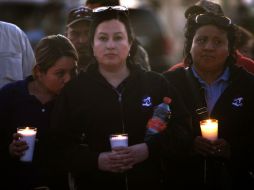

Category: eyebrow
[97, 31, 124, 35]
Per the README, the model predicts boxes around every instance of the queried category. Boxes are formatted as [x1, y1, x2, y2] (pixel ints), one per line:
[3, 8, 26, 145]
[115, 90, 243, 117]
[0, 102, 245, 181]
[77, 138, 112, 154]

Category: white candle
[17, 127, 37, 162]
[110, 134, 128, 148]
[200, 119, 218, 141]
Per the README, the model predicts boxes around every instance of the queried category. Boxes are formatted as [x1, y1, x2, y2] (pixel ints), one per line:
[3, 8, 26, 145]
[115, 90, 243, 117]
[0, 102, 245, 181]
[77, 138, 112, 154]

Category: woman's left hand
[212, 138, 231, 159]
[126, 143, 149, 165]
[9, 133, 28, 158]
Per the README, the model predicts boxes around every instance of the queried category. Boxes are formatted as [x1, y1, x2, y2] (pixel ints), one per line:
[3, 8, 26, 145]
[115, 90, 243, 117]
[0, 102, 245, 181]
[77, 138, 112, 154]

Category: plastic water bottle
[145, 97, 172, 141]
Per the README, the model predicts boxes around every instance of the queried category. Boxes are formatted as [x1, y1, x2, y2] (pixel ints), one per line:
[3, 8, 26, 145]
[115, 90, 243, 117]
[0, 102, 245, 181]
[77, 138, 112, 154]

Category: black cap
[67, 6, 93, 27]
[185, 0, 224, 19]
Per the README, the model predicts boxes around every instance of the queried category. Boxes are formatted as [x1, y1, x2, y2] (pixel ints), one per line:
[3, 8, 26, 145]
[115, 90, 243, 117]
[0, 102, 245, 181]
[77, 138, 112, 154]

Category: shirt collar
[191, 66, 230, 85]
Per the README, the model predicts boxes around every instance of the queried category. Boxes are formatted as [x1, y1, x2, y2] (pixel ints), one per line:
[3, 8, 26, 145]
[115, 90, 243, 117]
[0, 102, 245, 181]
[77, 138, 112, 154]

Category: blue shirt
[191, 66, 230, 115]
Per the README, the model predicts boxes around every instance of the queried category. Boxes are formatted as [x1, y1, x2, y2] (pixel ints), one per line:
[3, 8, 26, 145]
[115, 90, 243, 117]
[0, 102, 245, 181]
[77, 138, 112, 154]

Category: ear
[128, 41, 133, 56]
[33, 65, 42, 79]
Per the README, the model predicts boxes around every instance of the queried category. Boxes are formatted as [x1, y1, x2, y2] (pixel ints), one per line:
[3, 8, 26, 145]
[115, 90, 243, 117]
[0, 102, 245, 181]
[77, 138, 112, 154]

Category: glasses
[93, 5, 128, 13]
[195, 14, 232, 27]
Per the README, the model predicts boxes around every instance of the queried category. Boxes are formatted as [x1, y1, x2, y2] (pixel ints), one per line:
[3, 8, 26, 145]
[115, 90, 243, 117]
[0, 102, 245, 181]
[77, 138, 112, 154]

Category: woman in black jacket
[164, 12, 254, 190]
[47, 6, 192, 190]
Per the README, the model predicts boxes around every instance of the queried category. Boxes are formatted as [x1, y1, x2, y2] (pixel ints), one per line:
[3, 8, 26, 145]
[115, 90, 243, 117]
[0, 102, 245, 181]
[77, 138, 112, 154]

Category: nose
[204, 41, 215, 50]
[106, 39, 115, 49]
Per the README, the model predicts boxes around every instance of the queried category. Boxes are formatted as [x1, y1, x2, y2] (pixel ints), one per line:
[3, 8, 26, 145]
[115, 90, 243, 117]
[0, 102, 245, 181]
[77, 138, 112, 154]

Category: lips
[105, 53, 117, 58]
[201, 55, 215, 59]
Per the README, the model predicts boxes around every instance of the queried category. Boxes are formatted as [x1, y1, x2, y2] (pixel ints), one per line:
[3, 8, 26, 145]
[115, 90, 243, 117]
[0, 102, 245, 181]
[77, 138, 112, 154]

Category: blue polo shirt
[191, 66, 230, 115]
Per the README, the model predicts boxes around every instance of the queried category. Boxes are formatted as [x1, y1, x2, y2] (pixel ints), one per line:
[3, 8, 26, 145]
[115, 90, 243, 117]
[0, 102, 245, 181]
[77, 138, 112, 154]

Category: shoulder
[163, 67, 187, 80]
[231, 65, 254, 86]
[61, 72, 92, 94]
[167, 62, 185, 72]
[141, 70, 168, 84]
[140, 71, 180, 95]
[236, 52, 254, 74]
[0, 21, 24, 35]
[0, 79, 28, 97]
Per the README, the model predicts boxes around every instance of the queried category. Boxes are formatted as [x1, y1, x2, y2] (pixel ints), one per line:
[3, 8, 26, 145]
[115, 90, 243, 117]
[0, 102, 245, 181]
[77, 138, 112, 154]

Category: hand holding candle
[17, 127, 37, 162]
[110, 134, 128, 149]
[200, 119, 218, 141]
[199, 119, 218, 184]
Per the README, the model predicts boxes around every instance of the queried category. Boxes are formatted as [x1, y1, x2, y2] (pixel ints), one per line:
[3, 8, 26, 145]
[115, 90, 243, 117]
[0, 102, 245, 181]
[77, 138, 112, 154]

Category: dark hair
[88, 8, 135, 60]
[183, 13, 237, 65]
[235, 25, 254, 49]
[184, 0, 224, 19]
[34, 34, 78, 74]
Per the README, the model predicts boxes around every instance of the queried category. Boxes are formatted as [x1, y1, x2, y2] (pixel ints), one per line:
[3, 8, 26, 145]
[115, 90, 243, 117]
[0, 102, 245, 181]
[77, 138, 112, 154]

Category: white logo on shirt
[142, 96, 152, 107]
[232, 97, 243, 107]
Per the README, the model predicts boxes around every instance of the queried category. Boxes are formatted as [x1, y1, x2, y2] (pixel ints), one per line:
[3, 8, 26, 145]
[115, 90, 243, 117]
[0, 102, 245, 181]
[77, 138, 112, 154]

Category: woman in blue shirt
[164, 12, 254, 190]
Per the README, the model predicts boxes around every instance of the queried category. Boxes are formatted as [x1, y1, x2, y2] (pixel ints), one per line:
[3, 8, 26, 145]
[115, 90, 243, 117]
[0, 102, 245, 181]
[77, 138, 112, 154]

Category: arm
[20, 30, 35, 78]
[145, 80, 193, 160]
[122, 79, 193, 168]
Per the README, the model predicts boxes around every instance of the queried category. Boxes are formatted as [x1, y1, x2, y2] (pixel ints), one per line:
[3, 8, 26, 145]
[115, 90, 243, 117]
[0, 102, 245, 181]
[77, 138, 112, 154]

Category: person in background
[0, 34, 78, 190]
[235, 25, 254, 60]
[0, 21, 35, 88]
[164, 12, 254, 190]
[168, 0, 254, 74]
[47, 6, 191, 190]
[65, 6, 93, 72]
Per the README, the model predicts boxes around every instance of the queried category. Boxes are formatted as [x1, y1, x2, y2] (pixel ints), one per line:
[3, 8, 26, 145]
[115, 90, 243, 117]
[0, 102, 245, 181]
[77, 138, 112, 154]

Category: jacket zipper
[113, 88, 129, 190]
[113, 88, 126, 134]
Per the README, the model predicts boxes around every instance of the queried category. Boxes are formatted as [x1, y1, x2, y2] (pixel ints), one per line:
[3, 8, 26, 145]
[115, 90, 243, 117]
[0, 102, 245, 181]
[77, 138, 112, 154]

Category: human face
[190, 25, 229, 73]
[92, 19, 131, 70]
[37, 56, 77, 95]
[66, 21, 90, 54]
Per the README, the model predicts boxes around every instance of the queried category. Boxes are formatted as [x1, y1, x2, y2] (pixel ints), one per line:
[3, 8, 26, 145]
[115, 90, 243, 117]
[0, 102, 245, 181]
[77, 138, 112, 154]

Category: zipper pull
[118, 93, 122, 102]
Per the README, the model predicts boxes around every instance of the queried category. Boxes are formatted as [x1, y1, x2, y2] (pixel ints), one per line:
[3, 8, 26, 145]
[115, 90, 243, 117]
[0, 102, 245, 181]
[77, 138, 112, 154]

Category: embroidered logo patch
[232, 97, 243, 107]
[142, 96, 152, 107]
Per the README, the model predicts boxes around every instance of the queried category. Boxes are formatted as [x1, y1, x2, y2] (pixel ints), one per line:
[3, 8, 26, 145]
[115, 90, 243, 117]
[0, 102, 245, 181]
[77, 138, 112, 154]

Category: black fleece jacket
[46, 63, 192, 190]
[164, 65, 254, 189]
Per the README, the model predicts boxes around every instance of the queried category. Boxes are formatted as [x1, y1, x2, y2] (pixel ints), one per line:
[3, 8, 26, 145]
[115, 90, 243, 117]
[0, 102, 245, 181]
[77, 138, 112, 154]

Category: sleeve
[44, 85, 99, 173]
[145, 77, 193, 160]
[0, 86, 16, 164]
[20, 30, 36, 78]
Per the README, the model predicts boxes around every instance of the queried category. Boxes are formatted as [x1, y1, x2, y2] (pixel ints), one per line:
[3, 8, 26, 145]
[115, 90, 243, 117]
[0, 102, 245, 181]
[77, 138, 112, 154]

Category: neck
[193, 65, 224, 85]
[28, 80, 55, 104]
[99, 64, 130, 88]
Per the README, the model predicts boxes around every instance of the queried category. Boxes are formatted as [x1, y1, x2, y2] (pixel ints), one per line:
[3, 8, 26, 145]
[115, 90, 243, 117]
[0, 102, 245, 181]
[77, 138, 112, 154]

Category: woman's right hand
[98, 147, 133, 173]
[193, 136, 217, 157]
[9, 133, 28, 157]
[193, 136, 231, 159]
